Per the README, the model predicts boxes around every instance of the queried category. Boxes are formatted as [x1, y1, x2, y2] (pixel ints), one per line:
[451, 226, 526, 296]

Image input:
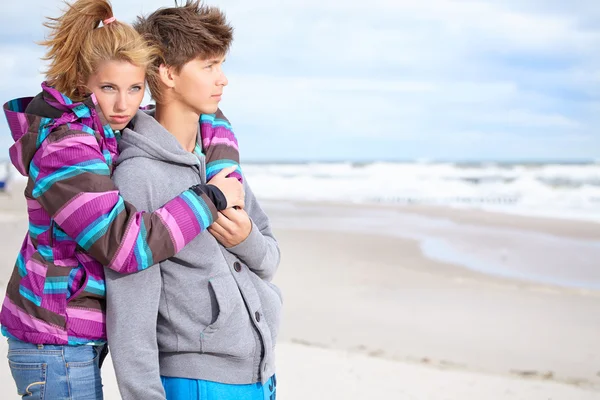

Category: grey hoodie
[105, 111, 282, 400]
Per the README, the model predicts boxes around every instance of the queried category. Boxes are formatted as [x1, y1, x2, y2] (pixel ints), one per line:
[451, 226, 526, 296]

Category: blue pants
[7, 338, 105, 399]
[161, 375, 277, 400]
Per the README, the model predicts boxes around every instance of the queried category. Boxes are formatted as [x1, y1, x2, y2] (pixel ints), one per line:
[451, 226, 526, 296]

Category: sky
[0, 0, 598, 162]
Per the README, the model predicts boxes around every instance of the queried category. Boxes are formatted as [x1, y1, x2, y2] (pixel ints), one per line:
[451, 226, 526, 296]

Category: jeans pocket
[66, 347, 103, 399]
[8, 360, 46, 399]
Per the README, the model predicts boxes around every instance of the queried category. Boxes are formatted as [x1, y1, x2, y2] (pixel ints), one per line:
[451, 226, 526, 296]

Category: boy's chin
[197, 105, 219, 115]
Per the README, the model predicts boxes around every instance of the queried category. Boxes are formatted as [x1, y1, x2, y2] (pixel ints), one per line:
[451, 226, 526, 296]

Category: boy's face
[172, 55, 228, 115]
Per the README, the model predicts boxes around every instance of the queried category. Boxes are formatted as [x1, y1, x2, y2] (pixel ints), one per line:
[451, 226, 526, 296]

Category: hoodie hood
[117, 110, 201, 168]
[3, 82, 110, 176]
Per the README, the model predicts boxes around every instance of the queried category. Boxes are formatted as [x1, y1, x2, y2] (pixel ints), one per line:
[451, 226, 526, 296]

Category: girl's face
[85, 60, 146, 131]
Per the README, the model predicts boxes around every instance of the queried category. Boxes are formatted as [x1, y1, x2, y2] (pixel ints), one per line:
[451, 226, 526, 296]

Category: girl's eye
[101, 85, 114, 91]
[130, 86, 142, 92]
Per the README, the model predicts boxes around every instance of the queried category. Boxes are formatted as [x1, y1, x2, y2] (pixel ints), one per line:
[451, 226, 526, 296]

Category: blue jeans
[7, 339, 105, 399]
[161, 375, 277, 400]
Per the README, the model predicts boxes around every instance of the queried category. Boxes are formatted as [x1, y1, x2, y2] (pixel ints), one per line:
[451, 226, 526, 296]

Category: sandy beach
[0, 184, 599, 399]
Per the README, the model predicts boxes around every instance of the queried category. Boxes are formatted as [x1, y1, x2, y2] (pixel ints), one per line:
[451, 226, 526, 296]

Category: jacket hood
[3, 83, 106, 176]
[117, 109, 200, 168]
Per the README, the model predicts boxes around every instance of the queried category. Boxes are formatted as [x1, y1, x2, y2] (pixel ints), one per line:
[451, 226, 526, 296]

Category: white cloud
[0, 0, 598, 160]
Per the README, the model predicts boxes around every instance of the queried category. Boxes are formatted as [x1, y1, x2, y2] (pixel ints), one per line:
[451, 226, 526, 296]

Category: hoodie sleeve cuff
[226, 219, 267, 268]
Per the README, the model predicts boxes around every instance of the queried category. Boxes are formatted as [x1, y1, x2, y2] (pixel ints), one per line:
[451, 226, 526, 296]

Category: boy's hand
[208, 207, 252, 248]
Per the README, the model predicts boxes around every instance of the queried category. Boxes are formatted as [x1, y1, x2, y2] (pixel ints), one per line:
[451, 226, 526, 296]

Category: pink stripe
[53, 258, 78, 267]
[67, 308, 105, 324]
[25, 259, 46, 276]
[155, 208, 185, 252]
[16, 113, 28, 135]
[4, 298, 67, 341]
[108, 216, 142, 272]
[27, 198, 42, 211]
[9, 142, 25, 174]
[54, 191, 118, 225]
[39, 133, 99, 160]
[202, 136, 239, 150]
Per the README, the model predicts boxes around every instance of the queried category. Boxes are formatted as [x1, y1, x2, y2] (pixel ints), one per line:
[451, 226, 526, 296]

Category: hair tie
[103, 16, 116, 25]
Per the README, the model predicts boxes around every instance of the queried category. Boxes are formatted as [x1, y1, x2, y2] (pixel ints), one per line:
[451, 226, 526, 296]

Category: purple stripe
[162, 196, 201, 247]
[40, 134, 99, 159]
[41, 293, 66, 315]
[68, 317, 106, 341]
[55, 191, 119, 233]
[5, 110, 29, 141]
[2, 298, 67, 342]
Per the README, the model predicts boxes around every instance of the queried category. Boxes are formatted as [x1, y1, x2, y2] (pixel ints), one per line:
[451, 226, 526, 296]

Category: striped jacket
[1, 82, 242, 345]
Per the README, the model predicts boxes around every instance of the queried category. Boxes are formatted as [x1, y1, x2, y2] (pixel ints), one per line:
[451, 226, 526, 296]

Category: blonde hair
[41, 0, 159, 101]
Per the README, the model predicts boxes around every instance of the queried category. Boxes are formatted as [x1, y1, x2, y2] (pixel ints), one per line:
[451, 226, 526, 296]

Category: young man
[104, 2, 281, 399]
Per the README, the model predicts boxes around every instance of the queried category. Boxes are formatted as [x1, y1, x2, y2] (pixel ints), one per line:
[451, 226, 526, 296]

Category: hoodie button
[255, 311, 261, 322]
[234, 262, 242, 272]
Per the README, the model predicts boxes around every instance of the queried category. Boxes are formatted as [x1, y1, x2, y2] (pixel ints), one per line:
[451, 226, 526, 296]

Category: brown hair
[134, 0, 234, 103]
[41, 0, 159, 101]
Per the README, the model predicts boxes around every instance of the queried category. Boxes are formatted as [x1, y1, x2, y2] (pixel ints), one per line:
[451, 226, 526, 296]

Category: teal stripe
[134, 222, 153, 271]
[1, 326, 18, 340]
[61, 94, 73, 105]
[53, 227, 71, 242]
[206, 160, 238, 177]
[102, 149, 112, 165]
[200, 113, 216, 122]
[37, 245, 53, 262]
[193, 143, 204, 157]
[33, 160, 110, 198]
[16, 253, 26, 277]
[44, 277, 69, 294]
[36, 118, 53, 148]
[66, 267, 79, 298]
[71, 104, 90, 118]
[8, 99, 21, 112]
[200, 114, 233, 130]
[19, 286, 42, 306]
[84, 286, 105, 296]
[76, 197, 125, 250]
[104, 125, 115, 139]
[68, 337, 106, 346]
[85, 276, 106, 296]
[180, 191, 212, 229]
[81, 125, 95, 135]
[29, 161, 40, 182]
[29, 223, 48, 239]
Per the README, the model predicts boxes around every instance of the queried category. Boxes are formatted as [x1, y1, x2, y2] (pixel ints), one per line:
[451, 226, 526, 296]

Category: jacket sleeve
[225, 177, 281, 281]
[31, 129, 218, 274]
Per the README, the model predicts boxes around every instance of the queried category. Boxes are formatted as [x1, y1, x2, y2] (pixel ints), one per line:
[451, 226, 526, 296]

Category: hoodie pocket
[200, 274, 256, 359]
[248, 273, 283, 345]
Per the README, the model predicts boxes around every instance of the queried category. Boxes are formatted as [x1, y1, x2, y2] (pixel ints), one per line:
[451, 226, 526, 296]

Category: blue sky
[0, 0, 598, 162]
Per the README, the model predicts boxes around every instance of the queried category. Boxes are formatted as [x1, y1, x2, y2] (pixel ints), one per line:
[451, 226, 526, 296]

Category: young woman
[2, 0, 243, 398]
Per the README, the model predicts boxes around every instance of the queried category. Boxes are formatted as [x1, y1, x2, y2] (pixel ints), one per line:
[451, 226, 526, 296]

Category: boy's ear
[158, 64, 176, 89]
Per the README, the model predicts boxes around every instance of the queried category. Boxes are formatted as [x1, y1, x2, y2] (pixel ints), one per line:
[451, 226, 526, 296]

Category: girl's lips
[111, 116, 130, 124]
